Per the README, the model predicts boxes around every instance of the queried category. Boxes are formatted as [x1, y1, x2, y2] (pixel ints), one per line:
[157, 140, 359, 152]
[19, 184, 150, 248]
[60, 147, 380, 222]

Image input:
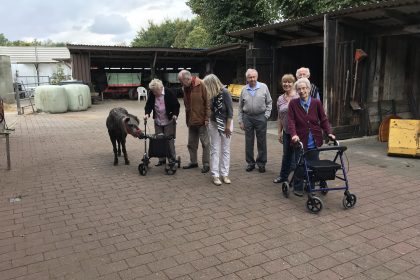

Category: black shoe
[201, 166, 210, 173]
[293, 190, 304, 197]
[258, 166, 266, 173]
[155, 160, 165, 166]
[183, 163, 198, 169]
[273, 177, 287, 183]
[246, 165, 255, 172]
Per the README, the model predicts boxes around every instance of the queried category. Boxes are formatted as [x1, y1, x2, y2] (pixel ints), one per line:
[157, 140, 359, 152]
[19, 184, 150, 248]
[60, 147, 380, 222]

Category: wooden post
[6, 132, 10, 170]
[323, 15, 329, 116]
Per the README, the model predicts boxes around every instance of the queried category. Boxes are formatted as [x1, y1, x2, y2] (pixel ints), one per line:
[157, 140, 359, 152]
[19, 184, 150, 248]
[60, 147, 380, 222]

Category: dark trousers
[187, 125, 210, 167]
[243, 113, 267, 167]
[154, 120, 176, 162]
[279, 131, 298, 181]
[294, 149, 319, 191]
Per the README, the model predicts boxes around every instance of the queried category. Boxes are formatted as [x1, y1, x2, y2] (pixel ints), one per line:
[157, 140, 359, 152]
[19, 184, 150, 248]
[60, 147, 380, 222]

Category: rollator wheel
[177, 156, 181, 168]
[342, 193, 357, 209]
[281, 182, 290, 198]
[138, 163, 147, 176]
[165, 166, 176, 175]
[319, 180, 328, 195]
[306, 196, 323, 214]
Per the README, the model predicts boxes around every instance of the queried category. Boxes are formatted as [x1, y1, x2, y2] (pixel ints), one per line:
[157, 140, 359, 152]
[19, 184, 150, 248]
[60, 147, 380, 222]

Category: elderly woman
[203, 74, 233, 186]
[288, 77, 335, 196]
[144, 78, 180, 166]
[273, 74, 299, 184]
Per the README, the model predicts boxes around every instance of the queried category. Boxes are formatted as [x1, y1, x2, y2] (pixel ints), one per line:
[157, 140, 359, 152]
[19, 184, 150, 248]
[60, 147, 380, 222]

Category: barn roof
[227, 0, 420, 45]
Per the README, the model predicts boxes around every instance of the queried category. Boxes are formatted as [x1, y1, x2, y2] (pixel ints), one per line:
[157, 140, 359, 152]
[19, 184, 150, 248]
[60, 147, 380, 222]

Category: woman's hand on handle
[278, 133, 283, 144]
[291, 135, 300, 143]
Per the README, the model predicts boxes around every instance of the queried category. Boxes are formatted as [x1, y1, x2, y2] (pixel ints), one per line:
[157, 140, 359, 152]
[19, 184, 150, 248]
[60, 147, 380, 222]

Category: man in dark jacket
[144, 78, 180, 165]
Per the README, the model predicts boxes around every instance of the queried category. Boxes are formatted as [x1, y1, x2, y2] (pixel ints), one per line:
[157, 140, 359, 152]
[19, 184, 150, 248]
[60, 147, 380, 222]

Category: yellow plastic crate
[227, 84, 245, 101]
[388, 119, 420, 157]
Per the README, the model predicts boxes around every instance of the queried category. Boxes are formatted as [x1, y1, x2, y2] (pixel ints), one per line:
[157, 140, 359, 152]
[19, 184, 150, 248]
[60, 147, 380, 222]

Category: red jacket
[288, 98, 332, 149]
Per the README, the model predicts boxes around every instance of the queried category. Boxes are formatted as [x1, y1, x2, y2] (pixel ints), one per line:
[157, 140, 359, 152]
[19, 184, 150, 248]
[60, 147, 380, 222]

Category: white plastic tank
[62, 84, 90, 111]
[34, 85, 68, 113]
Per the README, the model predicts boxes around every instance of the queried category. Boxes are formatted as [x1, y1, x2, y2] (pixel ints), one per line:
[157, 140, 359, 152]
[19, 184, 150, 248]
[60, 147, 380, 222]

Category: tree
[0, 33, 68, 47]
[187, 0, 281, 46]
[278, 0, 382, 19]
[50, 64, 67, 85]
[184, 25, 210, 48]
[132, 19, 184, 48]
[131, 18, 210, 48]
[0, 33, 9, 45]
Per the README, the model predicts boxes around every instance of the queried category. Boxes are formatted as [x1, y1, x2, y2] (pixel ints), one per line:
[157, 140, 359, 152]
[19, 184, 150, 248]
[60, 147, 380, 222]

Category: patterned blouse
[277, 91, 298, 134]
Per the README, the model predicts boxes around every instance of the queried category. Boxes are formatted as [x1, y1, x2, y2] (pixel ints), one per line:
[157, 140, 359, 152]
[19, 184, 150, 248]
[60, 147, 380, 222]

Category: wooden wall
[325, 20, 420, 138]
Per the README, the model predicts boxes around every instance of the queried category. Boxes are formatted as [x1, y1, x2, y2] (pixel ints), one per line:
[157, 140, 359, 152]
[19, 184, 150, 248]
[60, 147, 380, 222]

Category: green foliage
[278, 0, 383, 19]
[50, 65, 67, 85]
[0, 33, 68, 47]
[185, 26, 210, 48]
[0, 33, 9, 45]
[187, 0, 281, 46]
[131, 18, 210, 48]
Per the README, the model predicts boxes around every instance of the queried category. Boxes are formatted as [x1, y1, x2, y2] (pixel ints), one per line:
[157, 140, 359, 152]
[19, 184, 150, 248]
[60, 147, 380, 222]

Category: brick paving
[0, 99, 419, 280]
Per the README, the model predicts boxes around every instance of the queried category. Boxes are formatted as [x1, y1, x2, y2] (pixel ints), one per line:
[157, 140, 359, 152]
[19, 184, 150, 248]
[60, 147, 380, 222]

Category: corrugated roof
[0, 47, 70, 63]
[228, 0, 420, 39]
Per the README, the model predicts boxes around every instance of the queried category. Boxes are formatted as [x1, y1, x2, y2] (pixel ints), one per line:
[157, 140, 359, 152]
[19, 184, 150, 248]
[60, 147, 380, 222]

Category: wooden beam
[338, 17, 381, 33]
[298, 24, 323, 35]
[383, 8, 417, 24]
[273, 29, 303, 40]
[373, 24, 420, 36]
[275, 36, 323, 47]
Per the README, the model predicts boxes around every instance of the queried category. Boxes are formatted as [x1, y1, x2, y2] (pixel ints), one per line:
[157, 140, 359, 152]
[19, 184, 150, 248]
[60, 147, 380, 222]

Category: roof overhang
[227, 0, 420, 45]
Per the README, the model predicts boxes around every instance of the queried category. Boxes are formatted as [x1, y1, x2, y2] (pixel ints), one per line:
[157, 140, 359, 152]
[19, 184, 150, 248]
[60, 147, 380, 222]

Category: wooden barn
[228, 0, 420, 138]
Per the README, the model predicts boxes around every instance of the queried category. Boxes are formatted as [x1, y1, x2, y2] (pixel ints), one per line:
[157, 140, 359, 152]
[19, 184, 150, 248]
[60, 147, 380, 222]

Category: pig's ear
[123, 117, 130, 123]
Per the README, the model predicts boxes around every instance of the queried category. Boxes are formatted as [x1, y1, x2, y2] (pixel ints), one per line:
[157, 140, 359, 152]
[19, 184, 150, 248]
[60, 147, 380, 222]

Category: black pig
[106, 108, 142, 165]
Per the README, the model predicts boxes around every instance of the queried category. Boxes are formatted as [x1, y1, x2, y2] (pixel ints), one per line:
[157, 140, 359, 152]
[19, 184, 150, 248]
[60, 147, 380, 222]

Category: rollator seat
[307, 160, 341, 181]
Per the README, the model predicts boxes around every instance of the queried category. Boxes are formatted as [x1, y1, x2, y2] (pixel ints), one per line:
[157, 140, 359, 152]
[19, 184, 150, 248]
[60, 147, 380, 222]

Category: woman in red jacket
[288, 78, 335, 196]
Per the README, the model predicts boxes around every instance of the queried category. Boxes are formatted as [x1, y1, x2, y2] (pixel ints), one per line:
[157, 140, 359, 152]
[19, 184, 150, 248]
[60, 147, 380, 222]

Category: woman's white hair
[294, 78, 311, 91]
[149, 79, 163, 91]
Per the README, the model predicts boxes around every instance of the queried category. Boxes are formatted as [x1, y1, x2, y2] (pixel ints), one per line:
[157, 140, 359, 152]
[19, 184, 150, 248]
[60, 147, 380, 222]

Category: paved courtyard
[1, 99, 419, 280]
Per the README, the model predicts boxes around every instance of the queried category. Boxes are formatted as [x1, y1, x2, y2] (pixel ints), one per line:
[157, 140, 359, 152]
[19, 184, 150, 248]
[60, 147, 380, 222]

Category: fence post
[14, 82, 22, 115]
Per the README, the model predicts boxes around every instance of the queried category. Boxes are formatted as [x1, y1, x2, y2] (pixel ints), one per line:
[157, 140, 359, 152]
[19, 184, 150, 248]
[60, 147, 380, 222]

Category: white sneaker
[221, 176, 231, 184]
[213, 176, 222, 186]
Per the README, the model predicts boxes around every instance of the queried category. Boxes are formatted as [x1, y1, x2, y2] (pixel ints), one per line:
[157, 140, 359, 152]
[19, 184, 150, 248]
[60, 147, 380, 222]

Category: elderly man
[296, 67, 322, 101]
[238, 68, 272, 173]
[178, 69, 211, 173]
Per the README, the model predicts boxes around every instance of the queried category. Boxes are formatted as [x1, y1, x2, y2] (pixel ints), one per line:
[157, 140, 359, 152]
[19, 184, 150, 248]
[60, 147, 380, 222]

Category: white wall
[12, 62, 72, 87]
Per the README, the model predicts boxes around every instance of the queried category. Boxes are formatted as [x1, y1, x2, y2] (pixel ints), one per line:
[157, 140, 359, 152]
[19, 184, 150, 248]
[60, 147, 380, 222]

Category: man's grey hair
[294, 78, 311, 91]
[245, 68, 258, 78]
[296, 67, 310, 78]
[149, 78, 163, 91]
[178, 69, 192, 80]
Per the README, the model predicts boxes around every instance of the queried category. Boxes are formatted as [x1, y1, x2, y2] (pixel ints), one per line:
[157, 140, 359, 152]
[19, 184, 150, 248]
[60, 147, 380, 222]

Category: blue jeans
[278, 131, 297, 181]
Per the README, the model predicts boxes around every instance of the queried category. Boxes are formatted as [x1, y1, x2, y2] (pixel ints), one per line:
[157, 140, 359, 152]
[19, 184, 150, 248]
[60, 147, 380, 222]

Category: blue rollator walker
[281, 140, 357, 213]
[138, 119, 181, 176]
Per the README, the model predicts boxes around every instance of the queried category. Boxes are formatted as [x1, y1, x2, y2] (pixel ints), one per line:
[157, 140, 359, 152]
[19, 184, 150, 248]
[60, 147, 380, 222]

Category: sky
[0, 0, 195, 45]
